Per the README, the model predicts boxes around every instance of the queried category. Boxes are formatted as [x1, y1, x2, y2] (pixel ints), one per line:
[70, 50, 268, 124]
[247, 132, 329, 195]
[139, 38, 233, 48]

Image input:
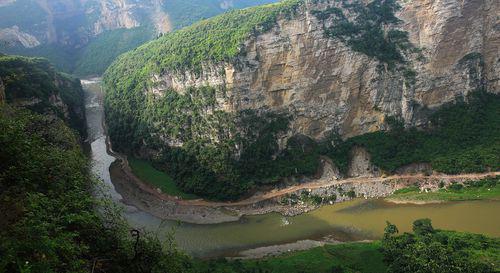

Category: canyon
[0, 0, 277, 74]
[146, 0, 499, 139]
[103, 0, 500, 202]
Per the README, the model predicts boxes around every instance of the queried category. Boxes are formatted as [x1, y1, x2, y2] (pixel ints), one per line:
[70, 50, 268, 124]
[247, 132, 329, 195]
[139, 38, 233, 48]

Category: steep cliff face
[104, 0, 499, 199]
[148, 0, 498, 139]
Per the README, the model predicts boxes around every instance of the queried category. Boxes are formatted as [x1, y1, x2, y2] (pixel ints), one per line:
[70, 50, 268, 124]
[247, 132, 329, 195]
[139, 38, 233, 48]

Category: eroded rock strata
[144, 0, 499, 139]
[104, 0, 499, 199]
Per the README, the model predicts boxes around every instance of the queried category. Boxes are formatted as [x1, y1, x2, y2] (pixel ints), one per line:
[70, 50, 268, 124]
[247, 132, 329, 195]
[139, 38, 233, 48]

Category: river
[83, 79, 500, 258]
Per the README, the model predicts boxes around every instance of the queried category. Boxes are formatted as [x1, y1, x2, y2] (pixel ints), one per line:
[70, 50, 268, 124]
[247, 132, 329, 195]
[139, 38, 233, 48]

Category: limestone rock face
[0, 0, 171, 49]
[319, 156, 341, 180]
[0, 26, 40, 48]
[150, 0, 499, 139]
[91, 0, 141, 35]
[347, 147, 380, 178]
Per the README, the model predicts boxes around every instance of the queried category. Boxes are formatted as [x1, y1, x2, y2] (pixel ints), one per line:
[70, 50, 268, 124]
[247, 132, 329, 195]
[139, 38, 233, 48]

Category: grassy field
[194, 242, 387, 273]
[388, 176, 500, 202]
[128, 157, 199, 200]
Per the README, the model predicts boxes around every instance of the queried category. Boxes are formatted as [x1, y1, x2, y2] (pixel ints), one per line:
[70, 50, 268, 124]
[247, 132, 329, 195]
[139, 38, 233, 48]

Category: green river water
[83, 79, 500, 257]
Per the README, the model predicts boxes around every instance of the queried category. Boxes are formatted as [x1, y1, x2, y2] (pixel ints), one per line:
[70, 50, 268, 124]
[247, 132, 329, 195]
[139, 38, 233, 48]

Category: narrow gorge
[104, 0, 499, 201]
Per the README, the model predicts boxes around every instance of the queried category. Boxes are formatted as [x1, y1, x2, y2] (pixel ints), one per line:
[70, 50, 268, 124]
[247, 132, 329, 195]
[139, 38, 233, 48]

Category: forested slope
[0, 55, 191, 273]
[104, 0, 500, 200]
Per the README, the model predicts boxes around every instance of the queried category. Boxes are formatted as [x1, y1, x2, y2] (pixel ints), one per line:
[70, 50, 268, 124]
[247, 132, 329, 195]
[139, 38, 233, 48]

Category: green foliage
[393, 186, 419, 194]
[0, 44, 77, 73]
[74, 27, 155, 76]
[104, 0, 303, 77]
[165, 0, 279, 29]
[313, 0, 412, 66]
[0, 107, 192, 273]
[129, 157, 199, 200]
[347, 190, 356, 198]
[0, 0, 46, 35]
[389, 176, 500, 202]
[382, 219, 499, 272]
[194, 242, 387, 273]
[323, 91, 500, 174]
[105, 65, 318, 200]
[0, 57, 191, 272]
[0, 54, 86, 135]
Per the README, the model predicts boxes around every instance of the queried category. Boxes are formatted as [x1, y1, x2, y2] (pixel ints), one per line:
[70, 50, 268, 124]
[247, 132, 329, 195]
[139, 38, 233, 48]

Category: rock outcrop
[347, 147, 380, 178]
[148, 0, 499, 139]
[91, 0, 141, 35]
[0, 26, 41, 48]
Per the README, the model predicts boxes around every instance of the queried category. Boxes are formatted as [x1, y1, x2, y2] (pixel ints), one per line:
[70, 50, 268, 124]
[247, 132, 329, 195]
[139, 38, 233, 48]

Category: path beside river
[110, 141, 499, 224]
[83, 78, 500, 258]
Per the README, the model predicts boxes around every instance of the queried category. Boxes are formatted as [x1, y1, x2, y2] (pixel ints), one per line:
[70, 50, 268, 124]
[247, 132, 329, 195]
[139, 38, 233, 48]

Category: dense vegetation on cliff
[0, 55, 192, 272]
[313, 0, 412, 66]
[0, 107, 191, 273]
[105, 0, 302, 77]
[0, 0, 279, 76]
[325, 90, 500, 174]
[104, 0, 499, 200]
[0, 54, 86, 135]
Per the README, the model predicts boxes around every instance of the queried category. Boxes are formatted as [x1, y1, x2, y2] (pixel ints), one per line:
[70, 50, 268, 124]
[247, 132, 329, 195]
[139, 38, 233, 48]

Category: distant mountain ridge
[0, 0, 277, 75]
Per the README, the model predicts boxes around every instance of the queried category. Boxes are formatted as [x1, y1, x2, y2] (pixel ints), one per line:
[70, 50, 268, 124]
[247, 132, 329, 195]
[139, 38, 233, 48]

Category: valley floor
[108, 145, 500, 224]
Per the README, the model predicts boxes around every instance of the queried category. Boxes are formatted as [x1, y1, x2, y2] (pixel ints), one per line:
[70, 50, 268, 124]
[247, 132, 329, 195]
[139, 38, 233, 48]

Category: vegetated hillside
[73, 26, 155, 76]
[0, 0, 278, 75]
[0, 55, 191, 273]
[0, 57, 496, 273]
[104, 0, 500, 201]
[0, 54, 86, 135]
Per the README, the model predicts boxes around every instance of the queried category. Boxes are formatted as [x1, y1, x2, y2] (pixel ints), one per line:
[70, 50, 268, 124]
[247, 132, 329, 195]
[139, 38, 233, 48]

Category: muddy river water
[83, 79, 500, 257]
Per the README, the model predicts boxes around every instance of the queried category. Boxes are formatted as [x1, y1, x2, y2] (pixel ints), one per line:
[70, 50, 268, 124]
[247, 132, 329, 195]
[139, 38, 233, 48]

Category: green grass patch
[128, 157, 199, 200]
[194, 242, 387, 273]
[393, 186, 420, 195]
[389, 176, 500, 202]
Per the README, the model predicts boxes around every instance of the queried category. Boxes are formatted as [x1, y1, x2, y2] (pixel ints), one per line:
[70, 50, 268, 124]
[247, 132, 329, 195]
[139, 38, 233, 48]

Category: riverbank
[194, 241, 387, 272]
[81, 78, 500, 260]
[109, 150, 500, 224]
[194, 225, 500, 272]
[386, 176, 500, 204]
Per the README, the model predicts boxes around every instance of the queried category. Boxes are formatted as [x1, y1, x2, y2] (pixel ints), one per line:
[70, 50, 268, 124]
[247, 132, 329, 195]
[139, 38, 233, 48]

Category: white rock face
[149, 0, 499, 140]
[91, 0, 141, 35]
[0, 26, 41, 48]
[0, 0, 172, 49]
